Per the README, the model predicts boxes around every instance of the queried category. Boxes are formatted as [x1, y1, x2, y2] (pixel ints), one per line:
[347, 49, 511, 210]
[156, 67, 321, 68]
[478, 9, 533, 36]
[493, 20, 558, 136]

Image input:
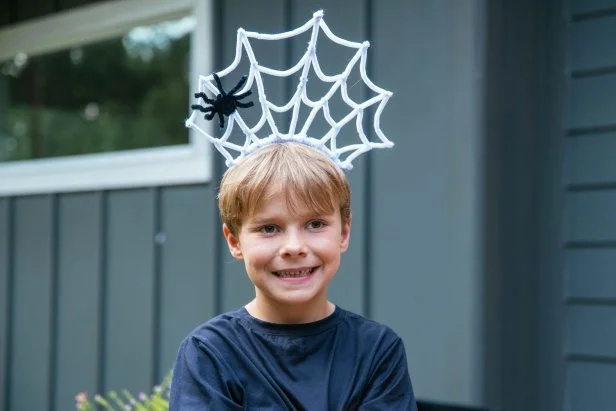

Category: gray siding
[104, 190, 156, 392]
[371, 0, 484, 405]
[11, 196, 54, 411]
[54, 193, 101, 411]
[0, 198, 10, 411]
[0, 187, 215, 411]
[1, 0, 497, 410]
[563, 0, 616, 410]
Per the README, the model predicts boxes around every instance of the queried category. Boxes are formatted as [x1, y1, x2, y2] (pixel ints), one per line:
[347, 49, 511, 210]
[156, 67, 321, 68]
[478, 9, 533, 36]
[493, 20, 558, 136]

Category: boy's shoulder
[339, 308, 404, 345]
[184, 307, 247, 346]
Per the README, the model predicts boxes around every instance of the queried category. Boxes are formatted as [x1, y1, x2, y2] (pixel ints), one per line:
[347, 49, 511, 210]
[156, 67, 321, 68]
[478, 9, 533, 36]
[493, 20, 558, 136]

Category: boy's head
[218, 142, 351, 236]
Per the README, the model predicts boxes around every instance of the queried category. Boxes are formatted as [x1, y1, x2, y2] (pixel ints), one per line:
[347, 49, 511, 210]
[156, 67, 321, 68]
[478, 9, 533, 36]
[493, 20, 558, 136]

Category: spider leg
[191, 104, 214, 113]
[228, 75, 248, 96]
[212, 73, 226, 97]
[194, 92, 215, 104]
[234, 90, 253, 100]
[236, 101, 254, 108]
[205, 112, 215, 120]
[217, 112, 226, 128]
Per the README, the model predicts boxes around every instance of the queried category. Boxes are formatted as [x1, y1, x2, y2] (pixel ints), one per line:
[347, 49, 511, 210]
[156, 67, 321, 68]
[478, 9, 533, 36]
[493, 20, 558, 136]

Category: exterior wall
[562, 0, 616, 410]
[482, 0, 544, 409]
[0, 188, 215, 410]
[1, 0, 486, 410]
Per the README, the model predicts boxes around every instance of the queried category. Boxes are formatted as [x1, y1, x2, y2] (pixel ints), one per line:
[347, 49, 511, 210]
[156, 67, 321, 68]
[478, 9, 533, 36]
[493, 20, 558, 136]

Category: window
[0, 0, 213, 195]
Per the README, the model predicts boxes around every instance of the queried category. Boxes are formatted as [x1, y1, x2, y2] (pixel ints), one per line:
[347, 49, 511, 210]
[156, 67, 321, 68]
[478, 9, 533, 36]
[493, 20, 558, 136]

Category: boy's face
[223, 191, 351, 320]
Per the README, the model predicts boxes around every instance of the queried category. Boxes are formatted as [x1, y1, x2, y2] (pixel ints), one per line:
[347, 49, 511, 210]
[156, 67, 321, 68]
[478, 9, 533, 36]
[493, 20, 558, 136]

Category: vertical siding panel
[0, 198, 9, 410]
[219, 0, 287, 312]
[159, 185, 215, 378]
[10, 195, 53, 410]
[289, 0, 368, 315]
[105, 189, 155, 393]
[54, 193, 101, 411]
[371, 0, 484, 405]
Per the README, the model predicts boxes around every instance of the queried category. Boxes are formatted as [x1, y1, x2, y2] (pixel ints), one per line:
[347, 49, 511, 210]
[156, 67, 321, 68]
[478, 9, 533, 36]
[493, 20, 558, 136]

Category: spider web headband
[185, 10, 394, 171]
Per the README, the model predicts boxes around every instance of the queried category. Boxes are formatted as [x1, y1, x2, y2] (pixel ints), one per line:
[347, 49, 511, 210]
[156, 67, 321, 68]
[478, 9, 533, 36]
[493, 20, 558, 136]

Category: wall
[561, 0, 616, 410]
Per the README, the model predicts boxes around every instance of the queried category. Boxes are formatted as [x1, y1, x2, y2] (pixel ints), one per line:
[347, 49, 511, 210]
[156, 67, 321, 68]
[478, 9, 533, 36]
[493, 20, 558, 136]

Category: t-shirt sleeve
[169, 336, 244, 411]
[359, 337, 418, 411]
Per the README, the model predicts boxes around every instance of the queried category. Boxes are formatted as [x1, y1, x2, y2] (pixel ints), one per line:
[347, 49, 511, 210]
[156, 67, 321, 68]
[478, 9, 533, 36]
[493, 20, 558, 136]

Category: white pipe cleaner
[185, 10, 393, 170]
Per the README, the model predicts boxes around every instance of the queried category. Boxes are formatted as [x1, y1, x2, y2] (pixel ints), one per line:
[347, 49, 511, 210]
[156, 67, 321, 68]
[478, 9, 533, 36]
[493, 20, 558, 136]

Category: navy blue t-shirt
[170, 306, 417, 410]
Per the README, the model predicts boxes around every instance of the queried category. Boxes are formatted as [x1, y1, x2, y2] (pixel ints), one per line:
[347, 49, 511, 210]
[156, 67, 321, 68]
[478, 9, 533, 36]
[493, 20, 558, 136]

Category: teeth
[275, 269, 311, 278]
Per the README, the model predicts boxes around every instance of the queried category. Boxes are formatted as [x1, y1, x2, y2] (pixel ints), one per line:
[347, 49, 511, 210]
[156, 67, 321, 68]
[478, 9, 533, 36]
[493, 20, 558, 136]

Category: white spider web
[185, 10, 393, 170]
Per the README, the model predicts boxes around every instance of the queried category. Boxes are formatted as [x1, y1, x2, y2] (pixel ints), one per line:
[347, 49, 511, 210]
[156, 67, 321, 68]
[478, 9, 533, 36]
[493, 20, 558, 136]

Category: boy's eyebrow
[249, 211, 334, 224]
[247, 217, 274, 225]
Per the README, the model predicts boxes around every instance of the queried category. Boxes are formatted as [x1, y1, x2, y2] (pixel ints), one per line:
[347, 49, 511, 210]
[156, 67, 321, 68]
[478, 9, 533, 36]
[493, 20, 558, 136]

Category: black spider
[191, 73, 254, 128]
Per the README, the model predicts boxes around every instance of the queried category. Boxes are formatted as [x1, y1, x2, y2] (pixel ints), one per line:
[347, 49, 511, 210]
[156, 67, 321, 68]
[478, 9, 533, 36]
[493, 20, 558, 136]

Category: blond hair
[218, 142, 351, 235]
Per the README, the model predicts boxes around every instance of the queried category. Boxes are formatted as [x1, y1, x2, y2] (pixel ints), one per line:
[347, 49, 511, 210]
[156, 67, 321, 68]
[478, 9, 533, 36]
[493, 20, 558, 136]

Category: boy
[171, 10, 417, 410]
[169, 143, 417, 410]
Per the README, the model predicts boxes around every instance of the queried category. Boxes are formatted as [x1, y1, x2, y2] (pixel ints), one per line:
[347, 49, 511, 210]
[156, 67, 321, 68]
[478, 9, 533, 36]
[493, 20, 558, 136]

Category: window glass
[0, 16, 194, 162]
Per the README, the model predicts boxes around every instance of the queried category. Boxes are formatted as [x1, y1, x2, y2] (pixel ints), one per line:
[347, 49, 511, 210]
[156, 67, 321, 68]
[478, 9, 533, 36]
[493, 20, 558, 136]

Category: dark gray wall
[0, 188, 215, 411]
[483, 0, 545, 410]
[562, 1, 616, 410]
[485, 0, 616, 410]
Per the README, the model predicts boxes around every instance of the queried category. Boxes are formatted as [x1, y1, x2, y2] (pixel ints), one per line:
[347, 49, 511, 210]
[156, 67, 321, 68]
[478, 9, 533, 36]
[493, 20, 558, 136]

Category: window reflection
[0, 16, 194, 162]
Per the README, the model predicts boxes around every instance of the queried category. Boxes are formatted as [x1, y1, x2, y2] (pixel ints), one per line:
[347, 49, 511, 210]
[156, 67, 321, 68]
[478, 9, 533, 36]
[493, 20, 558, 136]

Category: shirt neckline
[237, 305, 343, 336]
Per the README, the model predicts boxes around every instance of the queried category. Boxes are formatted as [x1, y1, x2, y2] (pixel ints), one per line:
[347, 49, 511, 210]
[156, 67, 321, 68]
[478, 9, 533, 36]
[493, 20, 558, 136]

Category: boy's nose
[279, 231, 308, 257]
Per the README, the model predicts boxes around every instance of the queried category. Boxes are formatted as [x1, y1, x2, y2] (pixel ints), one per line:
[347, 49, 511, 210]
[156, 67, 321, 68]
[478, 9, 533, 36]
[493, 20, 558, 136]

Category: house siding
[563, 0, 616, 410]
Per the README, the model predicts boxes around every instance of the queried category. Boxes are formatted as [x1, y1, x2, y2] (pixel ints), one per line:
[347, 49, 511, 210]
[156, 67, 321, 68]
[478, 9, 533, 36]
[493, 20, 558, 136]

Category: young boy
[169, 142, 417, 410]
[171, 9, 417, 410]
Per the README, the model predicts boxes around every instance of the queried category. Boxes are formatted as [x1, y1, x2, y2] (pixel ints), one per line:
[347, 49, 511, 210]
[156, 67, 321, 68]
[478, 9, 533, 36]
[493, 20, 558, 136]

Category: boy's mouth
[272, 266, 318, 278]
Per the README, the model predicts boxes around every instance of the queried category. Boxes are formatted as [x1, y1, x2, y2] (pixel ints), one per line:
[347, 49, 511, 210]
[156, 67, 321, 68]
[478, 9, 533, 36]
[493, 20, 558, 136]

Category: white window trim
[0, 0, 213, 196]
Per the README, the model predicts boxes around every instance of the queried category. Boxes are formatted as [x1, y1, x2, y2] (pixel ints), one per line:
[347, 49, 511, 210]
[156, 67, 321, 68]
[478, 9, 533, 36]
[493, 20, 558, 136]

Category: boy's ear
[223, 224, 243, 259]
[340, 212, 352, 252]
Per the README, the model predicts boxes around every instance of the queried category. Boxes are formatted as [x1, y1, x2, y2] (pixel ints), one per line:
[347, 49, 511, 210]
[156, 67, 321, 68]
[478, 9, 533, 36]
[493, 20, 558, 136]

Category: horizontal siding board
[570, 0, 616, 15]
[569, 16, 616, 71]
[0, 198, 8, 409]
[564, 191, 616, 242]
[566, 362, 616, 411]
[565, 249, 616, 299]
[159, 185, 214, 377]
[567, 306, 616, 357]
[565, 133, 616, 184]
[567, 75, 616, 129]
[54, 193, 101, 411]
[10, 196, 53, 411]
[105, 189, 155, 394]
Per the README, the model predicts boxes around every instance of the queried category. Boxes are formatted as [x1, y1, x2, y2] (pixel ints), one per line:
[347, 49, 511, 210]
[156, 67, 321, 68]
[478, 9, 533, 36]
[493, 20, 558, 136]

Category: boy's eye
[259, 224, 278, 234]
[307, 220, 327, 230]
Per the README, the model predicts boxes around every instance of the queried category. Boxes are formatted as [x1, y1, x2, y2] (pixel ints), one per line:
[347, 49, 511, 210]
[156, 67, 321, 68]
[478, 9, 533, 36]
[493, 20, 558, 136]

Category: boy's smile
[223, 191, 351, 323]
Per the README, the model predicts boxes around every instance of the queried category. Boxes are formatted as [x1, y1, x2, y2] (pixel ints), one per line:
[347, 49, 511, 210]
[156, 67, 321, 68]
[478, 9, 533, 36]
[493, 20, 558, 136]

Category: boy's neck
[245, 298, 335, 324]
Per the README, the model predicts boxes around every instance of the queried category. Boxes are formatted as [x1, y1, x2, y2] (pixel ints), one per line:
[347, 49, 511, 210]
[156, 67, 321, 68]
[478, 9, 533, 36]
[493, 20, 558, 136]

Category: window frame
[0, 0, 213, 196]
